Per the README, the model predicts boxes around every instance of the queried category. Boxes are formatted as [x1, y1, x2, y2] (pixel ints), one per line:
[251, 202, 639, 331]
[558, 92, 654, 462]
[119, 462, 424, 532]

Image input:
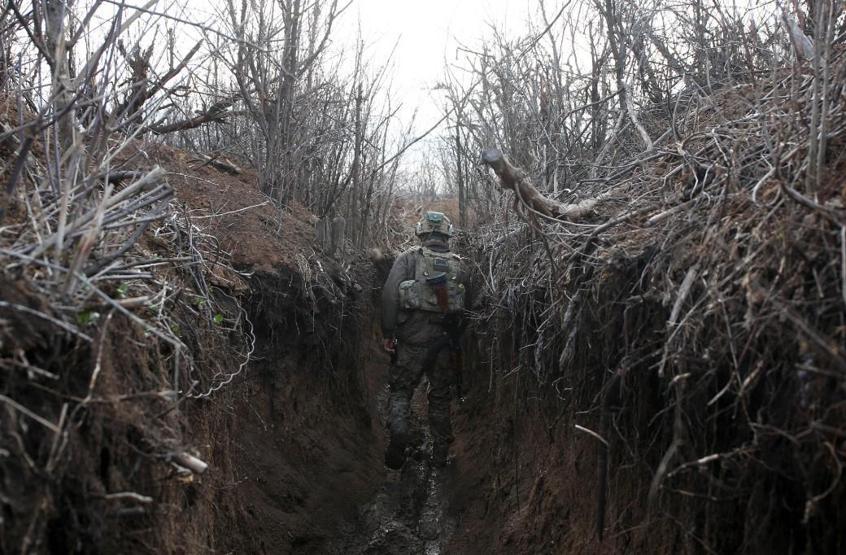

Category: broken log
[481, 148, 598, 220]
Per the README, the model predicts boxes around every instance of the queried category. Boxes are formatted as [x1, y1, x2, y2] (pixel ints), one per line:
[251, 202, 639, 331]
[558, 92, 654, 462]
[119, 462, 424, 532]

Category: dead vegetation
[3, 0, 846, 552]
[0, 90, 254, 547]
[0, 0, 363, 550]
[440, 1, 846, 552]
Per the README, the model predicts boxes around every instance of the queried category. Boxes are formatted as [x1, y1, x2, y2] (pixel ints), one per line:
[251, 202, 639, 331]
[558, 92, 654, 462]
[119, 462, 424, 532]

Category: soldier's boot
[429, 381, 453, 467]
[385, 394, 411, 470]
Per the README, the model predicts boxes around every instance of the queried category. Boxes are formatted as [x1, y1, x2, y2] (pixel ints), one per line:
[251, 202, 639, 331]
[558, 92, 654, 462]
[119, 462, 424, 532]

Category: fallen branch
[190, 153, 243, 175]
[150, 95, 240, 134]
[481, 148, 599, 220]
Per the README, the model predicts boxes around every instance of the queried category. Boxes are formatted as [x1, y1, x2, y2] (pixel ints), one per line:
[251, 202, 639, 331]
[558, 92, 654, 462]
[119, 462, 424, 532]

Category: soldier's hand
[383, 338, 396, 353]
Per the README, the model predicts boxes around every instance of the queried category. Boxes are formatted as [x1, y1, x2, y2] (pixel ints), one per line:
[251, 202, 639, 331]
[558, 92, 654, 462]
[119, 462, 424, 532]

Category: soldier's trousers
[387, 341, 454, 449]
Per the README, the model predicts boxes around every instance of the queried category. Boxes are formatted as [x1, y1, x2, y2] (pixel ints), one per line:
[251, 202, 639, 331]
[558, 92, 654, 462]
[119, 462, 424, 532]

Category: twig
[0, 301, 92, 342]
[192, 200, 269, 220]
[0, 394, 62, 433]
[574, 423, 609, 447]
[102, 492, 154, 504]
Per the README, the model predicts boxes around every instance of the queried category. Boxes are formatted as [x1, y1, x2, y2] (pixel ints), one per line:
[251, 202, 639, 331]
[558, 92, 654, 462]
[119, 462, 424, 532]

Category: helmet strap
[422, 233, 450, 249]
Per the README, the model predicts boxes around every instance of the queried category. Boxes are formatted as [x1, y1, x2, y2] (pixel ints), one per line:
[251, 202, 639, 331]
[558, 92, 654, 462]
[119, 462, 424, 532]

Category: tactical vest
[398, 248, 465, 314]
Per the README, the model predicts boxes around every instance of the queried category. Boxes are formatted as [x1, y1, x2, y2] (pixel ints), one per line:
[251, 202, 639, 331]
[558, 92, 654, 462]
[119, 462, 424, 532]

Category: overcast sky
[157, 0, 535, 166]
[332, 0, 533, 155]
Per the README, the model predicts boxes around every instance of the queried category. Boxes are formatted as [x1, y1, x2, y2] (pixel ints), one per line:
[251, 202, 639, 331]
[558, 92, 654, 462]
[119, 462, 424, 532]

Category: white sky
[159, 0, 534, 168]
[332, 0, 532, 158]
[76, 0, 536, 174]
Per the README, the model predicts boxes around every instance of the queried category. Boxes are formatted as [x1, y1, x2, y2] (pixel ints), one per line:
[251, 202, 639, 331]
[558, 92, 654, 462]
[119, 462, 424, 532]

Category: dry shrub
[474, 45, 846, 553]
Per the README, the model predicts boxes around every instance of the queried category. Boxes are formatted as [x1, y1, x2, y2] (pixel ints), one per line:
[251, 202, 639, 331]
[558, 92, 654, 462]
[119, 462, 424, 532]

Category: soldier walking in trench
[381, 211, 472, 469]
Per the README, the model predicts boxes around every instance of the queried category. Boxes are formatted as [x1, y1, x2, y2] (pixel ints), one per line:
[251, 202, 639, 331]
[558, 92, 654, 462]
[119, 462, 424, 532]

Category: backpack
[398, 248, 465, 314]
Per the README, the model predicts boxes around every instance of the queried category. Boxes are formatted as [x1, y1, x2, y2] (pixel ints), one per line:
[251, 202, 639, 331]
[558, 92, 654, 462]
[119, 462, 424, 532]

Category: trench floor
[325, 381, 457, 554]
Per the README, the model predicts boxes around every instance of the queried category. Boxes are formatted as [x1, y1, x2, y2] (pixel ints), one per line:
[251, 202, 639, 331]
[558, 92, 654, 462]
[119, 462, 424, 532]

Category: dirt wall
[1, 265, 386, 553]
[206, 267, 384, 554]
[445, 241, 846, 554]
[0, 134, 389, 553]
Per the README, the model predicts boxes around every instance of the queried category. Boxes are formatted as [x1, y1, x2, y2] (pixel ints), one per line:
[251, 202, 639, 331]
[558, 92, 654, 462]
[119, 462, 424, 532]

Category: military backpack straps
[398, 248, 465, 314]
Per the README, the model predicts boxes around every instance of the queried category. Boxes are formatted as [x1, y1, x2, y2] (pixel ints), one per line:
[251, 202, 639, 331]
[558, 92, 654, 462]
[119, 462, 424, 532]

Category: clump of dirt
[115, 141, 316, 273]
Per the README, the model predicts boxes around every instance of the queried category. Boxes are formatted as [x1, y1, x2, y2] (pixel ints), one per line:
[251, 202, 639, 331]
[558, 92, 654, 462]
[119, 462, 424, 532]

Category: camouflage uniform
[381, 240, 470, 468]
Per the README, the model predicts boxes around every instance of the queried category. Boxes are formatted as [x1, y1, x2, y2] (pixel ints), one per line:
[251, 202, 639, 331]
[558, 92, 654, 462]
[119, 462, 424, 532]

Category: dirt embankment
[442, 77, 846, 553]
[1, 139, 390, 553]
[121, 144, 392, 553]
[449, 254, 844, 554]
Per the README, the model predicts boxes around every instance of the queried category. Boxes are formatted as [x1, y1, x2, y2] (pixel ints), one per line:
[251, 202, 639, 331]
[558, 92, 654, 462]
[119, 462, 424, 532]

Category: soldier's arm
[381, 251, 412, 338]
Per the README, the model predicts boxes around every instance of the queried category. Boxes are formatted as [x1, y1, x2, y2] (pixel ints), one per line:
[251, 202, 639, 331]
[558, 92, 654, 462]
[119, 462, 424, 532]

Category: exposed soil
[116, 141, 316, 273]
[446, 377, 605, 554]
[6, 117, 845, 553]
[125, 141, 479, 554]
[148, 143, 391, 553]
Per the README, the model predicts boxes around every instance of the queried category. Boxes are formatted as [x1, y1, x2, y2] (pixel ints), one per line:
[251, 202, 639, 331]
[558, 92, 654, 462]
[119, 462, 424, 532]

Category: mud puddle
[326, 383, 456, 554]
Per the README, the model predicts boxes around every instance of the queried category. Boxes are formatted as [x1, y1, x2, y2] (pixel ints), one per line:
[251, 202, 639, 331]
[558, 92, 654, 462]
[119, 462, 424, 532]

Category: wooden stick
[0, 394, 62, 433]
[173, 452, 209, 474]
[481, 148, 599, 220]
[26, 167, 166, 258]
[574, 423, 609, 447]
[0, 301, 92, 341]
[103, 492, 154, 504]
[190, 153, 243, 175]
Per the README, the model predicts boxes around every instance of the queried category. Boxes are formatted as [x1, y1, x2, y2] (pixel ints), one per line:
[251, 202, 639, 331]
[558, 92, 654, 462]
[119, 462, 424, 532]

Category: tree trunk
[455, 121, 467, 230]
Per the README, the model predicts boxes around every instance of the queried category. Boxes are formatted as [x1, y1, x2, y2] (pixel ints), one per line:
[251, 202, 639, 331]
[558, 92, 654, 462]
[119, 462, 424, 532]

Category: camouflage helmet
[415, 211, 454, 238]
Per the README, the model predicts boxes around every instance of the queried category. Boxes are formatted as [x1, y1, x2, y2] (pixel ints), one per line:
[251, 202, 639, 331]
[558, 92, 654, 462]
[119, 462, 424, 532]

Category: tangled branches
[0, 2, 254, 546]
[474, 40, 846, 554]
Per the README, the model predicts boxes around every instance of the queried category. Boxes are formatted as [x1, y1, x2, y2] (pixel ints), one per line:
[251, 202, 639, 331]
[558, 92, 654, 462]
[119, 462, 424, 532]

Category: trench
[7, 207, 841, 554]
[326, 385, 458, 554]
[210, 251, 588, 554]
[207, 263, 462, 554]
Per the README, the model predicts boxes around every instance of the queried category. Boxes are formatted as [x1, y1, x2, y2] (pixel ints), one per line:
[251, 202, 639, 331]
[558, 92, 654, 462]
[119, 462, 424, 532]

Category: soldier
[381, 211, 471, 469]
